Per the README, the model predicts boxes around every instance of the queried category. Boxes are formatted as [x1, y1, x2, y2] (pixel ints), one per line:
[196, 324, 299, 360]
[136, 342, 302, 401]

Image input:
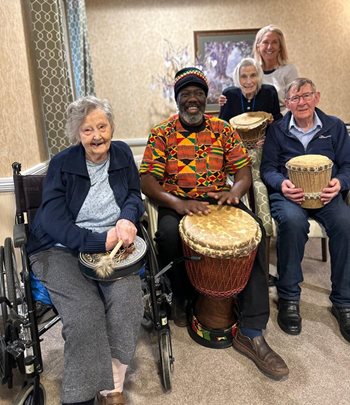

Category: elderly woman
[219, 57, 282, 123]
[27, 96, 144, 405]
[253, 24, 299, 114]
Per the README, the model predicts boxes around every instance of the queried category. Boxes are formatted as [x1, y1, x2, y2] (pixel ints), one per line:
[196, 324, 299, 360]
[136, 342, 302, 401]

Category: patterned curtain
[65, 0, 95, 98]
[27, 0, 95, 157]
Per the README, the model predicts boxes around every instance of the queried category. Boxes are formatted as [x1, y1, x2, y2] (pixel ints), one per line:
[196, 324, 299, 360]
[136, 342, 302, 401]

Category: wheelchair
[139, 209, 175, 392]
[0, 162, 176, 403]
[0, 162, 60, 404]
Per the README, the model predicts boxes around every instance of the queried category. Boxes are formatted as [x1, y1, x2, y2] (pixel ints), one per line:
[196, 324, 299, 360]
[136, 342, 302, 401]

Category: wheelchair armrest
[13, 223, 27, 247]
[143, 196, 159, 245]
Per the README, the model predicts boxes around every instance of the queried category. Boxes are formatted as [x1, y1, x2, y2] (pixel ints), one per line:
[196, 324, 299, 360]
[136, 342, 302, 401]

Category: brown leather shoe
[232, 329, 289, 380]
[97, 391, 126, 405]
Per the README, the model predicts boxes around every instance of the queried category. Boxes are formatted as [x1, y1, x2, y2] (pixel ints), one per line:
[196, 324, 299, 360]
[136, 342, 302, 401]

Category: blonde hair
[233, 58, 263, 92]
[253, 25, 289, 67]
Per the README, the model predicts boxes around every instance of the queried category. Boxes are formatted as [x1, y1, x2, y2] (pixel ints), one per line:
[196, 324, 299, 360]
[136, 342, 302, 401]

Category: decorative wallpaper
[1, 0, 350, 241]
[0, 0, 46, 178]
[85, 0, 350, 140]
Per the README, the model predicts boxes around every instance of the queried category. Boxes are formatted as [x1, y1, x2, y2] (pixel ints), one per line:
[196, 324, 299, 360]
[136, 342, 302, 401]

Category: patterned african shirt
[139, 114, 251, 199]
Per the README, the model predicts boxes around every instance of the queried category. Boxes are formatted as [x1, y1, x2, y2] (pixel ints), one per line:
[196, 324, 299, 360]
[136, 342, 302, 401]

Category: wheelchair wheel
[141, 279, 153, 330]
[0, 246, 8, 327]
[15, 382, 46, 405]
[4, 238, 19, 312]
[0, 335, 10, 385]
[159, 330, 173, 392]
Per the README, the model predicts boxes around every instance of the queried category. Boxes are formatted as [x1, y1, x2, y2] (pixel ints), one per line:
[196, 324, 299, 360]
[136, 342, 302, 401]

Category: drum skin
[229, 111, 272, 149]
[286, 154, 333, 209]
[79, 236, 147, 281]
[179, 205, 261, 298]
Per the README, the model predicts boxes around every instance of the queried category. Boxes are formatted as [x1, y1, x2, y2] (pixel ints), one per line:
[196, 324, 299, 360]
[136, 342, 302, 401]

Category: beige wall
[0, 0, 46, 178]
[1, 0, 350, 243]
[86, 0, 350, 140]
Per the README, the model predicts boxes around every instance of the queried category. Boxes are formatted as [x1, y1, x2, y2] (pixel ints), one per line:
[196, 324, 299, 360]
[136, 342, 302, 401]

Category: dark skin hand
[140, 165, 252, 215]
[207, 166, 252, 205]
[140, 173, 210, 215]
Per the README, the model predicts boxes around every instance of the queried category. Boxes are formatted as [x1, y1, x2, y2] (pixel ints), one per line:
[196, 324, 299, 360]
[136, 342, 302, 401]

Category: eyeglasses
[287, 92, 315, 104]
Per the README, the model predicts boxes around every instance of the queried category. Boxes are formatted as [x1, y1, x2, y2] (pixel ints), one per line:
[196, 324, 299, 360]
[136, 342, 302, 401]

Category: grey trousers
[30, 247, 143, 403]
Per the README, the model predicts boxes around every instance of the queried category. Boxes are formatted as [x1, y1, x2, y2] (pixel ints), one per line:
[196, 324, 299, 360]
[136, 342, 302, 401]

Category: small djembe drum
[286, 154, 333, 209]
[179, 205, 261, 348]
[79, 236, 147, 281]
[229, 111, 272, 150]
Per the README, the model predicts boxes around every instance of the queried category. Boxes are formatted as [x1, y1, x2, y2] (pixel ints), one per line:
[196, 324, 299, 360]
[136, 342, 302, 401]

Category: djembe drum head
[230, 111, 272, 149]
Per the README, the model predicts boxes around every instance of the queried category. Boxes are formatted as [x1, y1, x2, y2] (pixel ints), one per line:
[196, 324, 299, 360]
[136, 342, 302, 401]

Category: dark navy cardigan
[27, 141, 144, 255]
[219, 84, 282, 123]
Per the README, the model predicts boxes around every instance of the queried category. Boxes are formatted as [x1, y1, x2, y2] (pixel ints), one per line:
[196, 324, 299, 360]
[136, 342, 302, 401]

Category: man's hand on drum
[207, 190, 240, 206]
[281, 179, 304, 204]
[174, 199, 211, 216]
[320, 178, 341, 205]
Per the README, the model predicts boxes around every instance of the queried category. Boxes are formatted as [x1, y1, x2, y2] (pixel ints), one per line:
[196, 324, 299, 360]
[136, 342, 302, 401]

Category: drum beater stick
[95, 239, 124, 279]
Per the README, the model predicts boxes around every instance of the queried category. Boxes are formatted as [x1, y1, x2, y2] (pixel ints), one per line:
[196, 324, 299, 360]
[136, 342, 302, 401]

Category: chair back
[12, 162, 45, 225]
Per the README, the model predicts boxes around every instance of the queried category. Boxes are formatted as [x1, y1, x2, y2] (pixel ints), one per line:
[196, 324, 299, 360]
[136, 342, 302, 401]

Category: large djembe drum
[229, 111, 272, 150]
[179, 205, 261, 348]
[286, 154, 333, 209]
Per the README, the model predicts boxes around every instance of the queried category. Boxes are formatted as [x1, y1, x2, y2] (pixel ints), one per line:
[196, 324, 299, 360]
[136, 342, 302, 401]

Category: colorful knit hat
[174, 67, 209, 101]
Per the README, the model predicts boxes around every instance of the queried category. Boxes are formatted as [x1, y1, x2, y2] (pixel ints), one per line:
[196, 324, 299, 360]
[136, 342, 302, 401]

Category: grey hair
[285, 78, 317, 99]
[65, 95, 114, 144]
[233, 57, 263, 92]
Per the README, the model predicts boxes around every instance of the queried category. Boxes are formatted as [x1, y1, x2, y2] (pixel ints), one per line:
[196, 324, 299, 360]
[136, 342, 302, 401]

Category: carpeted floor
[1, 238, 350, 405]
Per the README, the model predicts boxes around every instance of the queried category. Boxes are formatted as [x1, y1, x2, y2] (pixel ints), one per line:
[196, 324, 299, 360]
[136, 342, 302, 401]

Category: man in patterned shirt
[140, 67, 288, 380]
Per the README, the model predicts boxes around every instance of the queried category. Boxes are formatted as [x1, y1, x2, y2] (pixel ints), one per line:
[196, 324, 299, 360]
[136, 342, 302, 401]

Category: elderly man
[140, 67, 289, 380]
[261, 78, 350, 342]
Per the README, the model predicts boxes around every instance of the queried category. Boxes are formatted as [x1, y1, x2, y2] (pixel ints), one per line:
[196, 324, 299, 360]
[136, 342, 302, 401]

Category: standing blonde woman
[253, 24, 298, 114]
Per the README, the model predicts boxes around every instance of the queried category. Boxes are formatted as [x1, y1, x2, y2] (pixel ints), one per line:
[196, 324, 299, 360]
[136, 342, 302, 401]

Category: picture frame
[194, 29, 259, 113]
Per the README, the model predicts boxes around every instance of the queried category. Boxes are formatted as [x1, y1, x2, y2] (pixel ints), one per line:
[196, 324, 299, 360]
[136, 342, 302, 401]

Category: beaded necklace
[240, 91, 256, 113]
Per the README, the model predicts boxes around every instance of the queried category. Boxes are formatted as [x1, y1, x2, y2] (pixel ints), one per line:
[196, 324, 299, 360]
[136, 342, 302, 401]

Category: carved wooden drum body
[286, 154, 333, 209]
[179, 205, 261, 348]
[229, 111, 272, 150]
[179, 205, 261, 299]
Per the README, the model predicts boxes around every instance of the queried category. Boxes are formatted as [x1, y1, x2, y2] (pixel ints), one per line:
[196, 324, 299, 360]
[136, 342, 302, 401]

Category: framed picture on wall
[194, 29, 259, 113]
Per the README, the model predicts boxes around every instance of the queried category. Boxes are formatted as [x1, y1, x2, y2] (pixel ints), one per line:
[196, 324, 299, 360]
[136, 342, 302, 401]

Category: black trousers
[155, 201, 270, 329]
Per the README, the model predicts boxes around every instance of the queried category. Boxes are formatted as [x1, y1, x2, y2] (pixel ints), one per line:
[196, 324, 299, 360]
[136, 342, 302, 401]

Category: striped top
[139, 114, 251, 199]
